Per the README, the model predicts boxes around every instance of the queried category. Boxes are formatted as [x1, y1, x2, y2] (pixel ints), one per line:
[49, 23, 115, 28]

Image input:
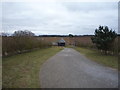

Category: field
[38, 36, 119, 54]
[74, 47, 118, 69]
[2, 47, 63, 88]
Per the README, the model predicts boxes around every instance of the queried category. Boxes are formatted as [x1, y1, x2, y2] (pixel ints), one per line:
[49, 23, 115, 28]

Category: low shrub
[2, 30, 51, 56]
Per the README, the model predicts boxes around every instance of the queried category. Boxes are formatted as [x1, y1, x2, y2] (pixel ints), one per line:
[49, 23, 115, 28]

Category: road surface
[40, 48, 118, 88]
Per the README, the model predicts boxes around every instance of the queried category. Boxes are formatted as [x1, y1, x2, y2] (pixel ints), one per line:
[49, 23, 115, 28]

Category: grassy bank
[3, 47, 63, 88]
[74, 47, 118, 69]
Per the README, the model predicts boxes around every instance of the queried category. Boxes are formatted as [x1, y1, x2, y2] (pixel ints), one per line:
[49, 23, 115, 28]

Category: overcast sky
[1, 1, 118, 35]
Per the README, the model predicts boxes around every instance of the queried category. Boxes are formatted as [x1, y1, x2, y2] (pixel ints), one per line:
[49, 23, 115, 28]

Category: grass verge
[74, 47, 118, 69]
[2, 46, 63, 88]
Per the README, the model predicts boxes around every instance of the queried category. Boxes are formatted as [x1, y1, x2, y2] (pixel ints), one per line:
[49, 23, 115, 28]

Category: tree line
[2, 30, 51, 56]
[91, 26, 117, 54]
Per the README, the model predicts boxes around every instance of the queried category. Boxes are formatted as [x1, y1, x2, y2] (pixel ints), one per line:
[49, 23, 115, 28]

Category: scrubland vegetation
[76, 36, 119, 55]
[2, 30, 51, 57]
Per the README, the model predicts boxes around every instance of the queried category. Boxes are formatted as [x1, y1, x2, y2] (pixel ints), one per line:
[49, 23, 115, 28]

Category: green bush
[91, 26, 117, 54]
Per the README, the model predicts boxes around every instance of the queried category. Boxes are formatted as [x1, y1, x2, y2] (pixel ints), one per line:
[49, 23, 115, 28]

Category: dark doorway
[58, 43, 65, 46]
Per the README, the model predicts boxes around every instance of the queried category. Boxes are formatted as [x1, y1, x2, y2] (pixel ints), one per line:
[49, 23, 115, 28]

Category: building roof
[57, 38, 66, 43]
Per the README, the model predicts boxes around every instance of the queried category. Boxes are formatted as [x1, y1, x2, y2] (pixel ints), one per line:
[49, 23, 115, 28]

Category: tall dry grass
[2, 36, 51, 56]
[75, 36, 119, 55]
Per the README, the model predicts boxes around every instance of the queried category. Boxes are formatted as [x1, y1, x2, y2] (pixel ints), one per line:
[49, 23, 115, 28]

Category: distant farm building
[57, 38, 66, 46]
[52, 38, 66, 46]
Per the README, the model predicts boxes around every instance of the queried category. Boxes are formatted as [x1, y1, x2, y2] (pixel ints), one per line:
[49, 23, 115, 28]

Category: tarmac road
[40, 48, 118, 88]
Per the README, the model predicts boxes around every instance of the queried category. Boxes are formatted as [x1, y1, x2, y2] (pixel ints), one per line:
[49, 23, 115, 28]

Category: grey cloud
[1, 2, 118, 35]
[63, 2, 117, 12]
